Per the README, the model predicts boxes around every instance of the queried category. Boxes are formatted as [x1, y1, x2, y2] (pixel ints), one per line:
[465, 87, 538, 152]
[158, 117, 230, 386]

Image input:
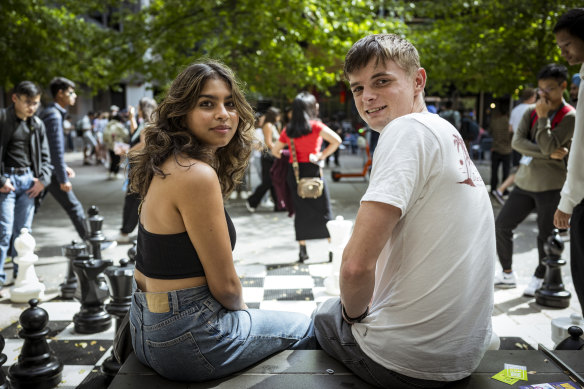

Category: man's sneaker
[100, 240, 118, 254]
[245, 200, 256, 213]
[523, 276, 544, 297]
[114, 232, 132, 244]
[491, 189, 505, 206]
[494, 271, 516, 289]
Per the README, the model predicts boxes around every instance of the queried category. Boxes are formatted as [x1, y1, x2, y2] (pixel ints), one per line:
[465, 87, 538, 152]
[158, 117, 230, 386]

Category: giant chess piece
[87, 205, 106, 260]
[101, 258, 135, 376]
[72, 253, 113, 334]
[0, 334, 8, 389]
[10, 229, 45, 303]
[535, 229, 571, 308]
[60, 240, 87, 300]
[7, 299, 63, 389]
[554, 326, 584, 350]
[324, 216, 353, 295]
[127, 240, 137, 264]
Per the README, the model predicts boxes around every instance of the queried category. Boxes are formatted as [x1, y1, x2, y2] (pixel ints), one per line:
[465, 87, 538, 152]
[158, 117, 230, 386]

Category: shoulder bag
[290, 139, 324, 199]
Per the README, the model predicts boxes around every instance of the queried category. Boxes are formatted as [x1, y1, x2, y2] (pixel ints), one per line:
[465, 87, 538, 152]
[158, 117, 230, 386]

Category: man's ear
[414, 68, 427, 95]
[11, 94, 18, 104]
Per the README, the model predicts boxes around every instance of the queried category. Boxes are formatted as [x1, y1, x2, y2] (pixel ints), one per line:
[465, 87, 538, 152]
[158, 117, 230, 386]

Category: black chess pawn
[127, 240, 137, 264]
[0, 334, 8, 389]
[101, 258, 135, 376]
[72, 253, 113, 334]
[87, 205, 106, 260]
[60, 240, 87, 300]
[535, 229, 571, 308]
[555, 326, 584, 350]
[7, 299, 63, 389]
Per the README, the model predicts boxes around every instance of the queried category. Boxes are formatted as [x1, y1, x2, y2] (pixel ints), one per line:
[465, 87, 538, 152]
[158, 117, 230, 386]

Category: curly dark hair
[129, 59, 255, 198]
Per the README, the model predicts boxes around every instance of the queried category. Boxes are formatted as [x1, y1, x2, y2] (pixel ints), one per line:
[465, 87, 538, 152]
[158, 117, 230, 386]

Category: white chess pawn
[324, 216, 353, 295]
[10, 228, 46, 303]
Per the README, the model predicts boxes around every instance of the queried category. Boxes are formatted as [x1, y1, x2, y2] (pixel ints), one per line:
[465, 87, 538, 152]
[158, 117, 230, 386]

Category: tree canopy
[1, 0, 581, 100]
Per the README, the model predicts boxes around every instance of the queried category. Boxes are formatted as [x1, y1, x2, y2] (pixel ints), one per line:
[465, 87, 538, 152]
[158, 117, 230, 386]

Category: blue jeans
[314, 298, 448, 388]
[0, 171, 36, 285]
[129, 280, 316, 382]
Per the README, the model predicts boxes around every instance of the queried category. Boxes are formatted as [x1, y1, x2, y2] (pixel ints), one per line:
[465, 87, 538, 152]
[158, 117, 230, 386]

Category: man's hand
[26, 178, 45, 198]
[550, 147, 568, 160]
[66, 166, 76, 178]
[535, 94, 554, 118]
[0, 179, 15, 193]
[554, 209, 571, 229]
[60, 182, 73, 192]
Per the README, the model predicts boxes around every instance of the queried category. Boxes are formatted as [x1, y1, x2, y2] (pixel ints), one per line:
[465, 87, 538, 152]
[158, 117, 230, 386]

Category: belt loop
[171, 291, 179, 314]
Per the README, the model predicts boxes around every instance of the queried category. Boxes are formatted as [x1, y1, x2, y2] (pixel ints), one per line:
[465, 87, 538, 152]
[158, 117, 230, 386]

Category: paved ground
[0, 148, 582, 351]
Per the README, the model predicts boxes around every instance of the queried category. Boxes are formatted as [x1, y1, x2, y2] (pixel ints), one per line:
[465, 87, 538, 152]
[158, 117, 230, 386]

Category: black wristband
[342, 304, 369, 324]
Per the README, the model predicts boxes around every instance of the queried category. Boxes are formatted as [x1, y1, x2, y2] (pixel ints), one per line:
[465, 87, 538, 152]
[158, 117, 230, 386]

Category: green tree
[408, 0, 581, 97]
[0, 0, 145, 91]
[134, 0, 407, 99]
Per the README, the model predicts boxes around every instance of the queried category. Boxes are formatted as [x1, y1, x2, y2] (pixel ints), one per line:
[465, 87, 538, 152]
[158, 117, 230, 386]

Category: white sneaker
[494, 271, 516, 289]
[523, 276, 544, 297]
[115, 232, 132, 244]
[245, 200, 256, 213]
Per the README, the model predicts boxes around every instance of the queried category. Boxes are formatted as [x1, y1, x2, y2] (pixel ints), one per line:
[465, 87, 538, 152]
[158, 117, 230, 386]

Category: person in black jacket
[39, 77, 116, 252]
[0, 81, 52, 289]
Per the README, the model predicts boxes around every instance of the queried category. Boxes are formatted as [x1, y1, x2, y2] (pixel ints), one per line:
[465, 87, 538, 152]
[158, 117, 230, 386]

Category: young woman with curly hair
[128, 60, 316, 382]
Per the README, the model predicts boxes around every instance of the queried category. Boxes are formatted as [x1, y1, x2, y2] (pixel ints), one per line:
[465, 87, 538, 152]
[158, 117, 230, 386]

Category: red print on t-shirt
[453, 133, 482, 187]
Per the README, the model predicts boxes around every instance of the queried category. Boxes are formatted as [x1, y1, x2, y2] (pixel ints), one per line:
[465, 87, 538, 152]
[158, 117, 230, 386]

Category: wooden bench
[108, 350, 584, 388]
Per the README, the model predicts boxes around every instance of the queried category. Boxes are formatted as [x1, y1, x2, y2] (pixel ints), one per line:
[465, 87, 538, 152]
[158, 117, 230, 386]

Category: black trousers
[44, 177, 88, 240]
[109, 150, 121, 174]
[247, 153, 276, 208]
[571, 200, 584, 314]
[121, 190, 141, 234]
[495, 186, 560, 278]
[490, 151, 511, 190]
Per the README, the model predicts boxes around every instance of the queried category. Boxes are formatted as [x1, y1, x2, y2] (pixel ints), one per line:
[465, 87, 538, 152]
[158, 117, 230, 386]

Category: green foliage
[0, 0, 144, 92]
[2, 0, 581, 101]
[409, 0, 581, 96]
[138, 0, 407, 99]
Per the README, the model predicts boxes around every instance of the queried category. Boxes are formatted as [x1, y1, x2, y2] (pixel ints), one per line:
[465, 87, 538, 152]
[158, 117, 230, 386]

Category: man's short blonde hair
[344, 34, 421, 78]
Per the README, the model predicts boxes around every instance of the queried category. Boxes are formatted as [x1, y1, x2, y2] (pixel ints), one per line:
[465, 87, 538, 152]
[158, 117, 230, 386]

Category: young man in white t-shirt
[313, 34, 496, 387]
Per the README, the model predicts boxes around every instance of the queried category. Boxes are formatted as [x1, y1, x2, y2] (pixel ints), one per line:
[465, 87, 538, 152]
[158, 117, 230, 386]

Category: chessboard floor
[0, 262, 338, 388]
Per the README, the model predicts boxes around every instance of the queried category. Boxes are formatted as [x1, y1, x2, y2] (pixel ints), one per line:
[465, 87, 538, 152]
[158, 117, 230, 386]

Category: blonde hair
[344, 34, 420, 78]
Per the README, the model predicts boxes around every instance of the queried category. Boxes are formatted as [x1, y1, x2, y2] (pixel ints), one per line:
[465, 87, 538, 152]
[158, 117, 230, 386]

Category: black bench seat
[109, 350, 584, 388]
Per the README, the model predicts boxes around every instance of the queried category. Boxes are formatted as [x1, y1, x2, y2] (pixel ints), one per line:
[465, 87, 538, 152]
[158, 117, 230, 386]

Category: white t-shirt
[509, 103, 530, 132]
[352, 113, 495, 381]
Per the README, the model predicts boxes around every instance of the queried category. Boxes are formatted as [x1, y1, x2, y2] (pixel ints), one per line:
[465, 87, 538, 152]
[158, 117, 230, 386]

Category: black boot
[298, 244, 308, 263]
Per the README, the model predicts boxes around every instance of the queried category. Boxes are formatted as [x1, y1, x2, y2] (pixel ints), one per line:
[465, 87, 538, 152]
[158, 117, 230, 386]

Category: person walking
[246, 107, 281, 212]
[115, 97, 157, 243]
[39, 77, 116, 250]
[272, 92, 341, 262]
[0, 81, 52, 291]
[128, 60, 315, 382]
[489, 99, 512, 198]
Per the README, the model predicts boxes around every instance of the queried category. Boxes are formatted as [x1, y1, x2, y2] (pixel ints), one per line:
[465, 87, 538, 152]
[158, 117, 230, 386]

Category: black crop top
[135, 209, 236, 279]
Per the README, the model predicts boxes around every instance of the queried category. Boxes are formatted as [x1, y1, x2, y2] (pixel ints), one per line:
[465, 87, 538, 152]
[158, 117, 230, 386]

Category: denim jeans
[129, 280, 316, 382]
[0, 171, 36, 285]
[314, 298, 448, 388]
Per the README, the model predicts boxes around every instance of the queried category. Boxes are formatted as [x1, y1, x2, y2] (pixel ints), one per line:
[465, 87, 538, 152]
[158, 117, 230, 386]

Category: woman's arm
[318, 126, 342, 160]
[262, 123, 276, 149]
[271, 140, 286, 159]
[178, 163, 245, 310]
